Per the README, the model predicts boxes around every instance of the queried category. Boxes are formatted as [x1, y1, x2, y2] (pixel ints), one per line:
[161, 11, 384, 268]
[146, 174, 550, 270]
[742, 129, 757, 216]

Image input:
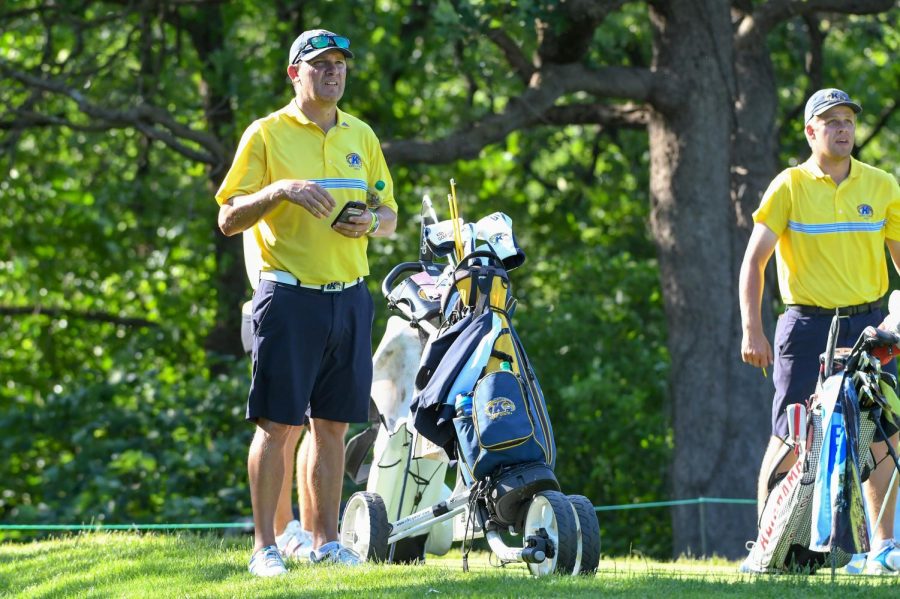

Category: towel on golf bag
[411, 309, 496, 453]
[810, 376, 869, 554]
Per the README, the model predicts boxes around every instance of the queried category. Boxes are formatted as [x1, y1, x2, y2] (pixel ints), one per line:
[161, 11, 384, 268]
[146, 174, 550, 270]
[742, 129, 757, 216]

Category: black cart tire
[523, 490, 578, 576]
[340, 491, 390, 562]
[567, 494, 600, 575]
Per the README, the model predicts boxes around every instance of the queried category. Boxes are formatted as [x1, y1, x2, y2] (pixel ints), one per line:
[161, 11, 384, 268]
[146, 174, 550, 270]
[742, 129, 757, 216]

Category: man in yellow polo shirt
[215, 28, 398, 576]
[740, 88, 900, 573]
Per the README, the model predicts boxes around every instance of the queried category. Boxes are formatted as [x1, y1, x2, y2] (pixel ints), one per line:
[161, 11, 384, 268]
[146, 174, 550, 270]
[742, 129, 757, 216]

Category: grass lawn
[1, 532, 898, 598]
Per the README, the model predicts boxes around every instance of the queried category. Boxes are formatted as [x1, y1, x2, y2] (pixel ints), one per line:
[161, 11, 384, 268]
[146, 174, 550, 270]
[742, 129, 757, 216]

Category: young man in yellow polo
[215, 29, 398, 576]
[740, 88, 900, 574]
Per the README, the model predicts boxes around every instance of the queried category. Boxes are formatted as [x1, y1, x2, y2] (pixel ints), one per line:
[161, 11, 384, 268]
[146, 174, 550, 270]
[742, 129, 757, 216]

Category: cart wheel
[340, 491, 390, 562]
[523, 490, 577, 576]
[567, 494, 600, 575]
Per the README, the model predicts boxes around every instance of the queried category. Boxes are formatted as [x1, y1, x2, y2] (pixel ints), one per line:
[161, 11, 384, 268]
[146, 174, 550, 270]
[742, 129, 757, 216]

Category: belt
[787, 301, 881, 317]
[260, 270, 363, 293]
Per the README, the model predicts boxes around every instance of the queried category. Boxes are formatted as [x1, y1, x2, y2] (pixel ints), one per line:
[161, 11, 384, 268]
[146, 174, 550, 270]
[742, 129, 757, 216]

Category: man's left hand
[332, 211, 372, 238]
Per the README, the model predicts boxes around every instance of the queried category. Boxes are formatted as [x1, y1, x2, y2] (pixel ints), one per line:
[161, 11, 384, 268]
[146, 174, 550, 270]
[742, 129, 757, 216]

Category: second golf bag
[742, 321, 900, 573]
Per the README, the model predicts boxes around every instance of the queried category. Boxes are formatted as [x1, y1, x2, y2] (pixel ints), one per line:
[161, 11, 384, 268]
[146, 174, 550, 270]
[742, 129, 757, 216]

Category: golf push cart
[339, 192, 601, 576]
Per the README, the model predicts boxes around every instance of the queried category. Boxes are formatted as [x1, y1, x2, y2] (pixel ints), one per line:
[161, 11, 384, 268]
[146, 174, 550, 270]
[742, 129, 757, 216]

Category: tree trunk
[182, 4, 247, 360]
[647, 1, 758, 558]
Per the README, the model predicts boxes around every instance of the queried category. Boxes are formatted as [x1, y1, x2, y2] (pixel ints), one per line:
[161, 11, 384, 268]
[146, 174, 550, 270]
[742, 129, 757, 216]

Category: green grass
[1, 533, 898, 598]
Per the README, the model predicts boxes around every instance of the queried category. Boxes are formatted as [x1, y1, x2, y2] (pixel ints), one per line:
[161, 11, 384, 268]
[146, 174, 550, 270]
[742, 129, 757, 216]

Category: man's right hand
[741, 328, 773, 369]
[276, 180, 336, 219]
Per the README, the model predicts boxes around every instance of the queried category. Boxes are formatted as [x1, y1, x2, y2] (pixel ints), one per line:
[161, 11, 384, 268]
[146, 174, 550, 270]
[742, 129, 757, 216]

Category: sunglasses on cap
[291, 35, 351, 64]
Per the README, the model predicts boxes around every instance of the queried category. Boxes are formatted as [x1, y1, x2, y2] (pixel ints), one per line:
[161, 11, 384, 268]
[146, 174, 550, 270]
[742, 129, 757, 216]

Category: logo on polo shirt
[857, 204, 873, 219]
[346, 153, 362, 169]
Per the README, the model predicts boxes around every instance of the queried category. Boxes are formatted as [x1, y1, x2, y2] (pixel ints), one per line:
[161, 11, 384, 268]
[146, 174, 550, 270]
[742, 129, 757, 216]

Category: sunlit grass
[0, 532, 898, 598]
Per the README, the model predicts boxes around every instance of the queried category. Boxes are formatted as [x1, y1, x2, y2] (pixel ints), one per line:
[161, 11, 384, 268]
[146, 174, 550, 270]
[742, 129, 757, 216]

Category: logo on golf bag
[489, 233, 509, 246]
[485, 397, 515, 421]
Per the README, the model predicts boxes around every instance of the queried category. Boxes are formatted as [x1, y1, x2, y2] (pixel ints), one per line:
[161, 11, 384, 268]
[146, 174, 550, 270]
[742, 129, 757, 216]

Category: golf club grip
[865, 326, 900, 347]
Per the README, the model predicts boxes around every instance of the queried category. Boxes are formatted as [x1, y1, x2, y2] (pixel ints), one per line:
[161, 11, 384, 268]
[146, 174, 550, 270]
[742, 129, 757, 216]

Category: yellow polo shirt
[754, 157, 900, 308]
[215, 101, 397, 285]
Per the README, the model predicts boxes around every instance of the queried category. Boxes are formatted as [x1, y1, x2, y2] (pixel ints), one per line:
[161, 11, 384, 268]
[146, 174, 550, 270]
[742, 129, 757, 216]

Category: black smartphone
[331, 201, 367, 227]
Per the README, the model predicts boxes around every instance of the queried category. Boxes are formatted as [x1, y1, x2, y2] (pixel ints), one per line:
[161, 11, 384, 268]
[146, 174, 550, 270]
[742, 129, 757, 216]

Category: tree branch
[0, 109, 132, 133]
[485, 28, 534, 85]
[0, 306, 157, 328]
[0, 59, 225, 166]
[857, 99, 898, 154]
[535, 0, 627, 65]
[779, 15, 826, 139]
[382, 64, 654, 164]
[748, 0, 895, 38]
[542, 102, 649, 128]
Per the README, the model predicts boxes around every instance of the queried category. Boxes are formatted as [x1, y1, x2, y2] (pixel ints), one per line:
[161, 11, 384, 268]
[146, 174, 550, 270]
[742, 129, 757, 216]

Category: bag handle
[441, 250, 508, 317]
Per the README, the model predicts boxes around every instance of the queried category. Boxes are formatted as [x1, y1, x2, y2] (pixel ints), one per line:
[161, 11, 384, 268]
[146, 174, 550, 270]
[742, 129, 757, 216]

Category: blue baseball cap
[288, 29, 353, 65]
[804, 88, 861, 124]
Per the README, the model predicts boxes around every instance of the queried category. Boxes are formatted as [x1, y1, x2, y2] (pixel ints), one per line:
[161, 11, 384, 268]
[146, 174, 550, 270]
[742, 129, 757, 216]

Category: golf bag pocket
[456, 370, 545, 480]
[453, 416, 477, 485]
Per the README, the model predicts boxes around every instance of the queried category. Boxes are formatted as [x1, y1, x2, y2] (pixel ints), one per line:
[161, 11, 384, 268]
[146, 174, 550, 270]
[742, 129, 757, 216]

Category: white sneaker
[275, 520, 301, 551]
[864, 539, 900, 575]
[248, 544, 288, 577]
[309, 541, 363, 566]
[276, 520, 314, 560]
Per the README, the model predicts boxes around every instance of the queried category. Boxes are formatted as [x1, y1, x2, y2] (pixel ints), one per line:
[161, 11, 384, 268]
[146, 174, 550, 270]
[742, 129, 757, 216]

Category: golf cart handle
[382, 262, 425, 302]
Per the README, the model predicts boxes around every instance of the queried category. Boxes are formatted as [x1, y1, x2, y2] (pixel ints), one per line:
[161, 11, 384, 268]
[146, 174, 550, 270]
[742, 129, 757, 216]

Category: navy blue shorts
[246, 279, 374, 425]
[772, 307, 898, 441]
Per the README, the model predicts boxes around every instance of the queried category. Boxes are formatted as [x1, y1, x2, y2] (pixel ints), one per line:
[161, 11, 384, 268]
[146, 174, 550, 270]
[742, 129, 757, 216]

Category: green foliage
[1, 356, 250, 528]
[768, 11, 900, 172]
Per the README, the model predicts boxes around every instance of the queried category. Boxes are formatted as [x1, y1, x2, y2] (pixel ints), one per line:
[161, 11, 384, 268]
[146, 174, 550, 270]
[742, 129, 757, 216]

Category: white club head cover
[474, 212, 525, 269]
[425, 218, 471, 257]
[883, 290, 900, 333]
